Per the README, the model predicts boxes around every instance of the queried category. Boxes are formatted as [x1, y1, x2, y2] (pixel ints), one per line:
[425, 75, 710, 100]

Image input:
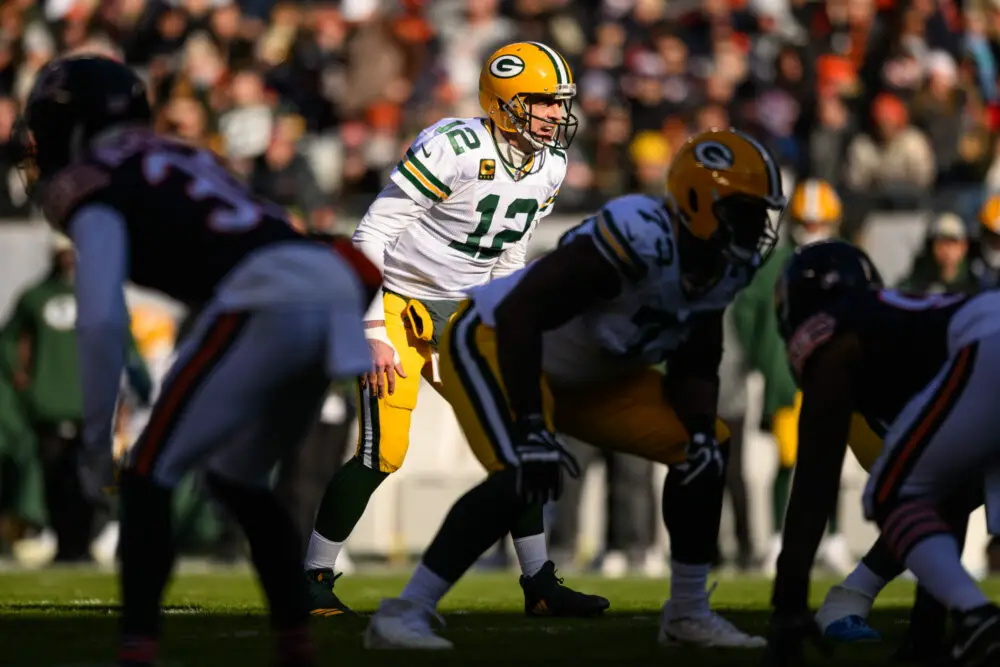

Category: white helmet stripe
[733, 129, 784, 203]
[529, 41, 567, 85]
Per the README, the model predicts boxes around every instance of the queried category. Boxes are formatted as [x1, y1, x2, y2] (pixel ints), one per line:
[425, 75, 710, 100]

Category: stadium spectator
[845, 92, 936, 210]
[899, 212, 977, 293]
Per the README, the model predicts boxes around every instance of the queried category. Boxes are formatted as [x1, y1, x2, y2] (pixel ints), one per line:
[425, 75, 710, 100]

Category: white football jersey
[471, 194, 758, 385]
[375, 117, 566, 300]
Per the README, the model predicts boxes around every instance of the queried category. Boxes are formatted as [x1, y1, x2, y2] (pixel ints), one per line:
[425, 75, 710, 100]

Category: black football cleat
[304, 568, 356, 617]
[520, 560, 610, 618]
[951, 603, 1000, 667]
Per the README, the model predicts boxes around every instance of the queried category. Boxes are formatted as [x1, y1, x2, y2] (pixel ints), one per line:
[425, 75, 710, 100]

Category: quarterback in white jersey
[303, 41, 608, 619]
[365, 128, 787, 650]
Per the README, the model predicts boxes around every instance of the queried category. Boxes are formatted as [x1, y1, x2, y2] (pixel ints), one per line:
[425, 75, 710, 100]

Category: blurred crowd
[6, 0, 1000, 573]
[0, 0, 995, 223]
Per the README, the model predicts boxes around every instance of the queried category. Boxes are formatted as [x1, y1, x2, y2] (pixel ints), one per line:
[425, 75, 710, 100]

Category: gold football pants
[355, 292, 442, 472]
[772, 391, 884, 472]
[438, 302, 730, 472]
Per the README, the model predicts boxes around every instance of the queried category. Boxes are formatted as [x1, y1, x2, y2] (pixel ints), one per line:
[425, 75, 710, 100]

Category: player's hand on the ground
[362, 333, 405, 399]
[764, 609, 831, 667]
[677, 431, 724, 486]
[514, 414, 579, 505]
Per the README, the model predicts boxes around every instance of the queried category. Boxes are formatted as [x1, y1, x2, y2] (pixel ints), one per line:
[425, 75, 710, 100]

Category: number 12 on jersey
[450, 194, 538, 260]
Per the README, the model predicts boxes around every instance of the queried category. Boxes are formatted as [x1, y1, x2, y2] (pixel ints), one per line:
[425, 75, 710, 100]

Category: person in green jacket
[731, 178, 854, 577]
[4, 232, 150, 563]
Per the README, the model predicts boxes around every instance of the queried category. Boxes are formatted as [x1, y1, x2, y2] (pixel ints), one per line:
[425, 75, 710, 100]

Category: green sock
[510, 503, 544, 539]
[313, 457, 389, 542]
[772, 465, 793, 533]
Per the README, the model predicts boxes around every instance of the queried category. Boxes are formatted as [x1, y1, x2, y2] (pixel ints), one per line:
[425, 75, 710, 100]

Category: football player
[15, 56, 378, 667]
[363, 128, 786, 649]
[302, 41, 607, 618]
[766, 241, 1000, 667]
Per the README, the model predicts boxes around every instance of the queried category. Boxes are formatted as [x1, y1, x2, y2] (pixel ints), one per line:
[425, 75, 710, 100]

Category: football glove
[676, 431, 724, 486]
[763, 609, 831, 667]
[514, 414, 580, 505]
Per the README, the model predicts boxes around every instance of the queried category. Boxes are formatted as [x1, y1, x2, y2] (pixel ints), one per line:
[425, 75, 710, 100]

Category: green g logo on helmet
[489, 54, 525, 79]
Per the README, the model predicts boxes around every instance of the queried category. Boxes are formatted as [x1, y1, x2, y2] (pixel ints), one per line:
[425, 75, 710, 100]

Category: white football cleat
[364, 598, 453, 650]
[601, 551, 629, 579]
[90, 521, 119, 569]
[762, 534, 782, 577]
[643, 549, 668, 578]
[12, 528, 57, 568]
[659, 586, 767, 648]
[818, 534, 854, 577]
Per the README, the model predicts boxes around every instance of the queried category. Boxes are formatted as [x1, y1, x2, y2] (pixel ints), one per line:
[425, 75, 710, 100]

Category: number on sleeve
[429, 120, 482, 156]
[142, 149, 263, 233]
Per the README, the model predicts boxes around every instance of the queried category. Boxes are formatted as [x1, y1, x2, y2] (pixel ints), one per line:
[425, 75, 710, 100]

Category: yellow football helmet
[979, 194, 1000, 236]
[666, 128, 786, 266]
[479, 41, 578, 151]
[789, 179, 842, 225]
[788, 178, 841, 246]
[130, 304, 177, 360]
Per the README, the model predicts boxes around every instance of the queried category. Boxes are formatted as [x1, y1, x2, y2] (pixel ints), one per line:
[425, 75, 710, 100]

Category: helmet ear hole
[688, 188, 699, 213]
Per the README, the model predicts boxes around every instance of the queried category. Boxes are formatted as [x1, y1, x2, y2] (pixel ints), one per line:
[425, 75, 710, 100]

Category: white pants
[864, 296, 1000, 521]
[126, 244, 372, 489]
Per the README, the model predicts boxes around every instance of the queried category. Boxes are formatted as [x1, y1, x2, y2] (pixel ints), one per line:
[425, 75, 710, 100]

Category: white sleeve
[68, 203, 130, 453]
[352, 180, 425, 321]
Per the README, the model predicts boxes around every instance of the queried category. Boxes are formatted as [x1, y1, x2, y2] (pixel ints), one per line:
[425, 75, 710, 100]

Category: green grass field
[1, 566, 992, 666]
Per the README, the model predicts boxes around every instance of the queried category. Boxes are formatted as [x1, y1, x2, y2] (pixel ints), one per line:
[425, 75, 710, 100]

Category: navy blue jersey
[42, 129, 305, 306]
[787, 288, 970, 435]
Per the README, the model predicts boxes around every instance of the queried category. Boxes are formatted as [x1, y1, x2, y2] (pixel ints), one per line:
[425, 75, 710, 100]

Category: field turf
[2, 566, 995, 666]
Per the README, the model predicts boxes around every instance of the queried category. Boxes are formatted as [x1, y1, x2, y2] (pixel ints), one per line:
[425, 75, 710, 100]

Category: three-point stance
[365, 128, 786, 650]
[15, 56, 378, 667]
[766, 241, 1000, 667]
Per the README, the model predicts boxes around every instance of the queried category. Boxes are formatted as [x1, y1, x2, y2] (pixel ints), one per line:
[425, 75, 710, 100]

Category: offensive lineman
[303, 41, 606, 617]
[766, 241, 1000, 667]
[364, 128, 786, 649]
[15, 56, 378, 667]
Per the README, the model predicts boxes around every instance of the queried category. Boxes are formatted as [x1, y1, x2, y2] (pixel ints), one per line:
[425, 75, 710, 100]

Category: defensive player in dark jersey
[13, 55, 380, 667]
[765, 240, 1000, 667]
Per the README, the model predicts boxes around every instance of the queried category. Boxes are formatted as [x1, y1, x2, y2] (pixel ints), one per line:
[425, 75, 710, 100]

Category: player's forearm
[773, 388, 852, 611]
[78, 326, 126, 451]
[69, 203, 131, 450]
[495, 312, 546, 420]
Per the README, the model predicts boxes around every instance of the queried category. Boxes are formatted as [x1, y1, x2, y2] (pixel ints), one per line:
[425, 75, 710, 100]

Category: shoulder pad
[42, 163, 113, 230]
[589, 195, 675, 282]
[391, 119, 482, 206]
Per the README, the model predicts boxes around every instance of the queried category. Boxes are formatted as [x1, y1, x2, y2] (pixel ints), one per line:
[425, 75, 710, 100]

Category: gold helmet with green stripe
[479, 41, 578, 151]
